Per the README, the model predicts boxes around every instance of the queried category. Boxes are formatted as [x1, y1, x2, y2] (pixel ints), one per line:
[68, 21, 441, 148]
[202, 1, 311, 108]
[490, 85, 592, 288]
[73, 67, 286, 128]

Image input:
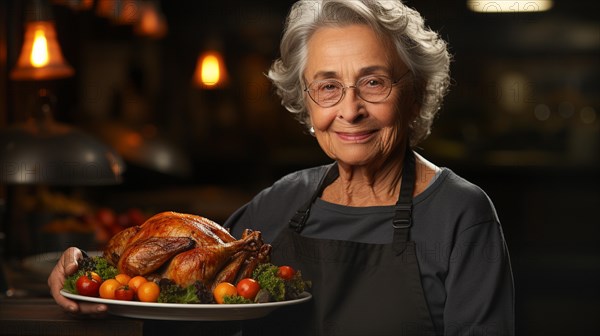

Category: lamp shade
[0, 122, 125, 185]
[0, 94, 124, 185]
[10, 20, 75, 81]
[0, 123, 125, 185]
[90, 122, 191, 178]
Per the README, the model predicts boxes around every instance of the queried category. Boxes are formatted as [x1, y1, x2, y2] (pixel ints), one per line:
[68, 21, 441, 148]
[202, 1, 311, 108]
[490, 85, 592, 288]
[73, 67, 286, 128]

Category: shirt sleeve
[223, 166, 328, 242]
[443, 219, 515, 336]
[223, 202, 254, 239]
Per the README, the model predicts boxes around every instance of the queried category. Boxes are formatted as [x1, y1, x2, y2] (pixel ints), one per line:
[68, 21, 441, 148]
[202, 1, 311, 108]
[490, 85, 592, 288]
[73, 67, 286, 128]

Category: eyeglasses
[304, 71, 410, 108]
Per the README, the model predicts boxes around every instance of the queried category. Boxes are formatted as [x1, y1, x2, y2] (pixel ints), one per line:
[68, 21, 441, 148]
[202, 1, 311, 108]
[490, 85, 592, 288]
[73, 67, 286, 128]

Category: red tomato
[236, 278, 260, 300]
[114, 285, 135, 301]
[277, 266, 295, 280]
[76, 274, 101, 297]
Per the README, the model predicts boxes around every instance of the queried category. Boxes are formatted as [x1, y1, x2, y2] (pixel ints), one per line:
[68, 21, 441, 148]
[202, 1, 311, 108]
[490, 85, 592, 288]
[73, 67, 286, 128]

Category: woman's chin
[335, 153, 381, 168]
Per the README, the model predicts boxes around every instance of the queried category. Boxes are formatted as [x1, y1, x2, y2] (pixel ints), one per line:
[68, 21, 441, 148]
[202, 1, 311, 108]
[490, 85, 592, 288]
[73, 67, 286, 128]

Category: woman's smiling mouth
[335, 130, 377, 142]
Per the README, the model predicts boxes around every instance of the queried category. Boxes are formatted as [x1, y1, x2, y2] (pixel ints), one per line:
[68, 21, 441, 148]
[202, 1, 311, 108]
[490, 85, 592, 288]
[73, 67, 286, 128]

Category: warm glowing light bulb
[201, 55, 220, 86]
[11, 21, 74, 80]
[192, 50, 227, 89]
[31, 29, 49, 67]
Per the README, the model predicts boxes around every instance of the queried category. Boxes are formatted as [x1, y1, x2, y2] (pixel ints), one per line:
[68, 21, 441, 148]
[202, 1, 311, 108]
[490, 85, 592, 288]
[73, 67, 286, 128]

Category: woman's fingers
[75, 302, 108, 315]
[62, 247, 83, 275]
[48, 247, 108, 314]
[48, 247, 79, 312]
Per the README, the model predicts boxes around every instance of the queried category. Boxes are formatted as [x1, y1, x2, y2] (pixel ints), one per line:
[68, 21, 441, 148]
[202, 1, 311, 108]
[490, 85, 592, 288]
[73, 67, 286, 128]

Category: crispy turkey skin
[103, 211, 270, 288]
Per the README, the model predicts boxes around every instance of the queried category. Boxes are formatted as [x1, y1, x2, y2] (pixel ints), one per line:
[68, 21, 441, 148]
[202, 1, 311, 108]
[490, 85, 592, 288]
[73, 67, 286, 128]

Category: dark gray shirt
[225, 164, 515, 336]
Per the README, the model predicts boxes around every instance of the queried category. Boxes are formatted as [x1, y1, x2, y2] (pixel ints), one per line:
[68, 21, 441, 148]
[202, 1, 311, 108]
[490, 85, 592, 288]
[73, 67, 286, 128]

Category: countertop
[0, 297, 242, 336]
[0, 298, 144, 336]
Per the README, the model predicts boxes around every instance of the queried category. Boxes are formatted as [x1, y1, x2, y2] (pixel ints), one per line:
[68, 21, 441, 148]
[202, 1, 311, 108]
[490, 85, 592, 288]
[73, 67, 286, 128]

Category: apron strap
[393, 148, 416, 254]
[289, 146, 416, 249]
[289, 163, 339, 232]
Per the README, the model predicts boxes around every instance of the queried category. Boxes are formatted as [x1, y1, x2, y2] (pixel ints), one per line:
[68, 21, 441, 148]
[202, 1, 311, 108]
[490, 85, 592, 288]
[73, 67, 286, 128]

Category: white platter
[60, 290, 311, 321]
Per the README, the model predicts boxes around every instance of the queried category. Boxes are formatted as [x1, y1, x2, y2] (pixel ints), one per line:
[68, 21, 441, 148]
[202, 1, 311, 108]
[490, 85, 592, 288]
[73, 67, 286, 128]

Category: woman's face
[304, 24, 413, 168]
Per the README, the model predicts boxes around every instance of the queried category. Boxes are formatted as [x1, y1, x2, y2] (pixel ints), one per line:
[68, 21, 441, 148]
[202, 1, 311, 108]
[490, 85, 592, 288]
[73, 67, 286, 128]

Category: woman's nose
[337, 87, 366, 122]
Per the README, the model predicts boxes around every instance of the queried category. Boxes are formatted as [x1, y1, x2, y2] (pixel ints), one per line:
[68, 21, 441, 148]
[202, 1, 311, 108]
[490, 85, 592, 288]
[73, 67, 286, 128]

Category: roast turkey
[103, 211, 270, 288]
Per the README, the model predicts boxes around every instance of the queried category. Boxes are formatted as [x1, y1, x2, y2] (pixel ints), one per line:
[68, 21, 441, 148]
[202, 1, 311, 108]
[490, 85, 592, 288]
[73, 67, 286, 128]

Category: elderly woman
[48, 0, 514, 335]
[226, 0, 514, 335]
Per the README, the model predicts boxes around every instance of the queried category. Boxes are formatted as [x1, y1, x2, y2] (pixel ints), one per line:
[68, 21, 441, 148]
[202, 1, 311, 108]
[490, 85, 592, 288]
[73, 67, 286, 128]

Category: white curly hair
[268, 0, 451, 146]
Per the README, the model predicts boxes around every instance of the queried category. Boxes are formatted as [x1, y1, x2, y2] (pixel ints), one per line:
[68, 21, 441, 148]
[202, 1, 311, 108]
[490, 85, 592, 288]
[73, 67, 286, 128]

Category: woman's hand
[47, 247, 107, 315]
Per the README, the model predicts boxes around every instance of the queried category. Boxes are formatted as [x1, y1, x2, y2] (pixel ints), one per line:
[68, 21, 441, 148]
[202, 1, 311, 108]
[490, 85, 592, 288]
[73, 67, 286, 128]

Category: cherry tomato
[236, 278, 260, 300]
[213, 282, 237, 304]
[277, 266, 296, 280]
[137, 281, 160, 302]
[99, 279, 121, 299]
[114, 285, 135, 301]
[127, 275, 148, 293]
[75, 273, 101, 297]
[115, 273, 131, 285]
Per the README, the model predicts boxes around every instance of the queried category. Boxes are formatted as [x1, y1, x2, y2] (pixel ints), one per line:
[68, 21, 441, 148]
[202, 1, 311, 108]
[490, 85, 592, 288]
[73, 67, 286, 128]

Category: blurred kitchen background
[0, 0, 598, 335]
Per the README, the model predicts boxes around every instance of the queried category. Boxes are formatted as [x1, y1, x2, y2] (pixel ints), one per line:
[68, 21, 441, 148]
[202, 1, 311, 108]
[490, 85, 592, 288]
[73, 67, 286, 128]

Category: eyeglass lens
[308, 75, 394, 107]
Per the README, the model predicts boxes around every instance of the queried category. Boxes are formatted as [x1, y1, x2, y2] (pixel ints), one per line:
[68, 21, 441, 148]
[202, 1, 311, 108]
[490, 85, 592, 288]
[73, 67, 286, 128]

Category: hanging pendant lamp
[10, 0, 75, 81]
[0, 90, 125, 185]
[3, 0, 124, 185]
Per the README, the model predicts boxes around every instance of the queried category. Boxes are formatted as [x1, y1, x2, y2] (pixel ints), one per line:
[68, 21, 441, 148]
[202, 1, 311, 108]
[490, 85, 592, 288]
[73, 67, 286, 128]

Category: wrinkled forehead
[304, 24, 402, 81]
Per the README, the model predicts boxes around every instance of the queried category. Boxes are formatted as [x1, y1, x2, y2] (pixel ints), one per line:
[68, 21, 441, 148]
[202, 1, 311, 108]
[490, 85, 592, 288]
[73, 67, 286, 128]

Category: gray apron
[243, 151, 437, 336]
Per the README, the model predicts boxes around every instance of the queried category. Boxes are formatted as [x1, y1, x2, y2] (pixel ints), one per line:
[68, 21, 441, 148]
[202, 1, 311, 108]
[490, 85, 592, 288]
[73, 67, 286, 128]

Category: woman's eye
[320, 83, 339, 91]
[365, 78, 383, 87]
